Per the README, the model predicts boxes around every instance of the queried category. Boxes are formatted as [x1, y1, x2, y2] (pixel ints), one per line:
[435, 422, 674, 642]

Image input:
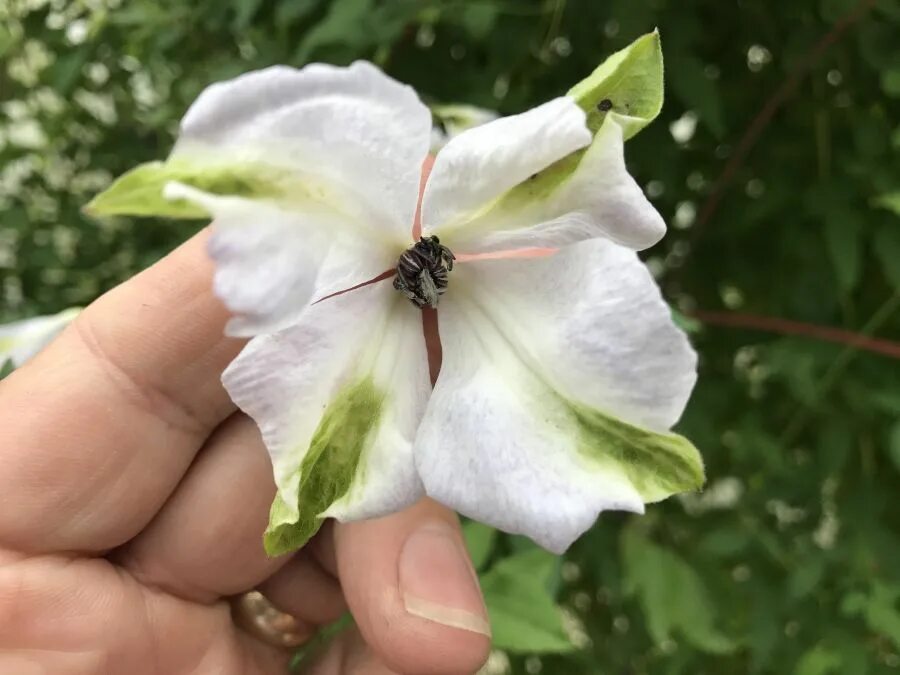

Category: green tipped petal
[222, 281, 429, 558]
[568, 30, 665, 141]
[264, 377, 385, 556]
[427, 32, 667, 254]
[88, 61, 433, 243]
[84, 160, 283, 219]
[499, 31, 664, 210]
[414, 239, 701, 554]
[572, 403, 705, 503]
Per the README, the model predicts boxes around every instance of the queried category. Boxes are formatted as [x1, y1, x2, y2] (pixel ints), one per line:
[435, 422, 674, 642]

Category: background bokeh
[3, 0, 900, 673]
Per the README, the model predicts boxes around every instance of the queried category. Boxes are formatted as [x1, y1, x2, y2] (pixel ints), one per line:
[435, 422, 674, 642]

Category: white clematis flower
[0, 308, 81, 372]
[88, 32, 704, 555]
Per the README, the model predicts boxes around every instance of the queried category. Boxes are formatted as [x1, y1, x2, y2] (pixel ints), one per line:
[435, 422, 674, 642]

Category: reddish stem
[691, 309, 900, 360]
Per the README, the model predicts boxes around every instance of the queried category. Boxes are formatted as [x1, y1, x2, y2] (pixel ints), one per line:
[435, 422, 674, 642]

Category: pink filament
[318, 155, 559, 385]
[455, 247, 558, 262]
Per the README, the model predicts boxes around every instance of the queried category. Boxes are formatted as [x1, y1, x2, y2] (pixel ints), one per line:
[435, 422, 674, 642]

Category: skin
[0, 161, 492, 674]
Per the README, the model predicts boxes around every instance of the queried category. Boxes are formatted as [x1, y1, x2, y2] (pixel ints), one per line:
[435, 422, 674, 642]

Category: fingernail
[399, 520, 491, 636]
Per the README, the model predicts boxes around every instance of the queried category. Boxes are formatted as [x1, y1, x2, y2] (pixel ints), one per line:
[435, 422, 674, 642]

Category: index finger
[0, 230, 242, 554]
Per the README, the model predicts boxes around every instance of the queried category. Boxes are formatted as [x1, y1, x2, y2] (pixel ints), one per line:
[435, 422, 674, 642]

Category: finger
[0, 553, 290, 675]
[304, 626, 398, 675]
[335, 499, 491, 675]
[309, 520, 338, 577]
[0, 229, 242, 554]
[232, 590, 317, 649]
[258, 551, 347, 626]
[117, 414, 288, 602]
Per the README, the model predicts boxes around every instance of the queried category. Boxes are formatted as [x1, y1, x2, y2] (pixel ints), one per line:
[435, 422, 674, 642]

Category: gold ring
[231, 591, 311, 648]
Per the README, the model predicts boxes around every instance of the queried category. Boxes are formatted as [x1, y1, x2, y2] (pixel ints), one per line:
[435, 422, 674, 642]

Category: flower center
[393, 236, 456, 309]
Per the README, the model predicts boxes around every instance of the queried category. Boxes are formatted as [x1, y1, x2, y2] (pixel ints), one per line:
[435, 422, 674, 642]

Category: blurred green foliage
[2, 0, 900, 673]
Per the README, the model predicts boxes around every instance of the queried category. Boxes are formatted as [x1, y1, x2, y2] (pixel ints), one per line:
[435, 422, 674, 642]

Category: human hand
[0, 231, 491, 674]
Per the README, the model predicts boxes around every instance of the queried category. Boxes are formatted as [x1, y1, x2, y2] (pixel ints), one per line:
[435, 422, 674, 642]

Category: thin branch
[691, 306, 900, 360]
[692, 0, 876, 236]
[777, 294, 900, 445]
[540, 0, 567, 56]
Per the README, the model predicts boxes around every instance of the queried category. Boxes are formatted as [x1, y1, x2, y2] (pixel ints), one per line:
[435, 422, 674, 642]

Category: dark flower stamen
[393, 236, 456, 309]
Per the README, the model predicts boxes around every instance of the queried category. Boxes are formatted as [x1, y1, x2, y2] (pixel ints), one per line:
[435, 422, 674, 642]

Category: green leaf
[823, 210, 862, 293]
[84, 160, 283, 220]
[462, 521, 497, 571]
[480, 549, 575, 654]
[459, 4, 500, 40]
[264, 378, 386, 556]
[293, 0, 409, 61]
[873, 225, 900, 292]
[568, 30, 665, 141]
[796, 644, 843, 675]
[873, 192, 900, 216]
[842, 583, 900, 651]
[888, 421, 900, 474]
[788, 557, 826, 600]
[0, 358, 14, 381]
[275, 0, 321, 27]
[748, 586, 780, 671]
[296, 0, 374, 60]
[697, 528, 750, 557]
[49, 47, 91, 95]
[671, 307, 703, 333]
[875, 0, 900, 20]
[232, 0, 265, 30]
[881, 68, 900, 98]
[0, 22, 20, 61]
[667, 53, 726, 138]
[820, 0, 859, 21]
[622, 528, 737, 654]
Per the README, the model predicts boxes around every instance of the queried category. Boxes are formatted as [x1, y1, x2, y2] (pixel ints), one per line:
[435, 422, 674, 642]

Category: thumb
[334, 498, 491, 675]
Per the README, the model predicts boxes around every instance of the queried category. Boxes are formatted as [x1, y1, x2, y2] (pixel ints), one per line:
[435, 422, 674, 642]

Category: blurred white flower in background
[0, 307, 81, 370]
[430, 103, 500, 151]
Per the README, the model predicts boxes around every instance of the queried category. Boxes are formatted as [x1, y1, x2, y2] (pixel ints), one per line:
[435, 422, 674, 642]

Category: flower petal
[90, 61, 433, 336]
[421, 97, 592, 234]
[0, 308, 81, 369]
[444, 118, 666, 253]
[164, 182, 397, 337]
[88, 61, 431, 246]
[421, 31, 666, 253]
[415, 239, 702, 553]
[567, 30, 664, 142]
[177, 61, 431, 242]
[222, 280, 429, 556]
